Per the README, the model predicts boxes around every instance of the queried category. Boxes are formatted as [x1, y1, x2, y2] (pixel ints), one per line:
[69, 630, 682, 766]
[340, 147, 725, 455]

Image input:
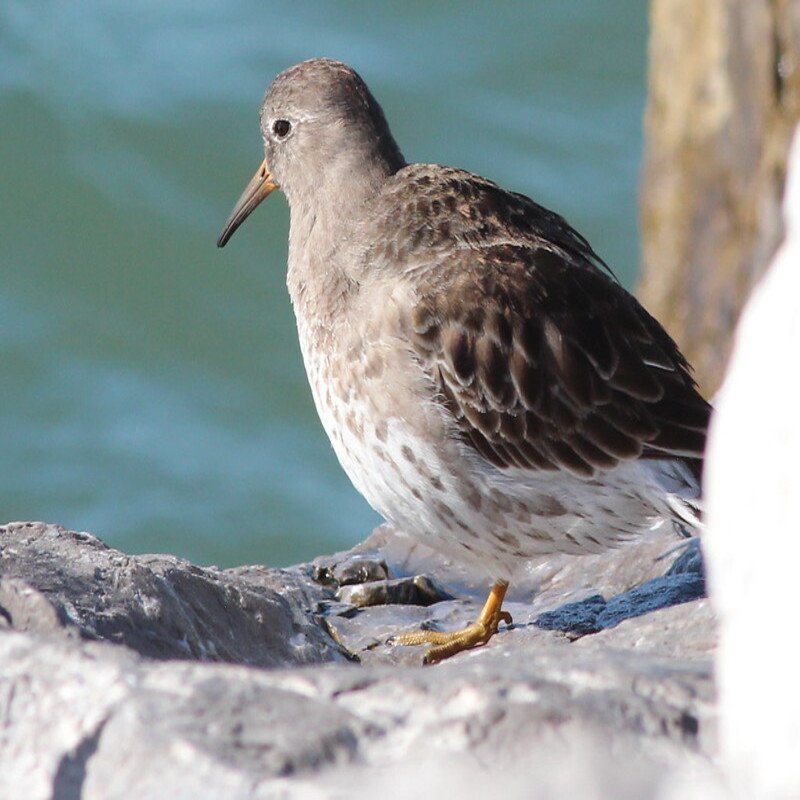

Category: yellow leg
[391, 580, 512, 664]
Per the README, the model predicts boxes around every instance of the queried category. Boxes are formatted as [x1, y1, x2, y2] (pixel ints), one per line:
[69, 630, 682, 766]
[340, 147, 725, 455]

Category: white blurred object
[705, 126, 800, 799]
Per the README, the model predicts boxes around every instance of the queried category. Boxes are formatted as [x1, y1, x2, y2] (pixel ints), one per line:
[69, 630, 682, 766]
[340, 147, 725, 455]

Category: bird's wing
[405, 234, 710, 481]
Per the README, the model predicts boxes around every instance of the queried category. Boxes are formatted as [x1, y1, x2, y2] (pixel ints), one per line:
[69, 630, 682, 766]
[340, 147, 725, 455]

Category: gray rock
[535, 540, 705, 637]
[0, 521, 349, 667]
[0, 520, 721, 798]
[331, 556, 389, 586]
[336, 574, 453, 608]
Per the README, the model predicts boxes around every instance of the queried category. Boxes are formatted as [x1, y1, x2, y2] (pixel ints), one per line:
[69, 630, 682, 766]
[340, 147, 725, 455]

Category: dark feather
[387, 165, 712, 481]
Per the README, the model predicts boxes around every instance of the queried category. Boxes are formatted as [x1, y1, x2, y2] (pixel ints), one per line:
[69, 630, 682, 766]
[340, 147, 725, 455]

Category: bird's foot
[390, 580, 512, 664]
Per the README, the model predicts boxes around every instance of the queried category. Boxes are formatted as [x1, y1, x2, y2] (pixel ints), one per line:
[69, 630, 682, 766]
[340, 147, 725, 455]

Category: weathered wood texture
[639, 0, 800, 396]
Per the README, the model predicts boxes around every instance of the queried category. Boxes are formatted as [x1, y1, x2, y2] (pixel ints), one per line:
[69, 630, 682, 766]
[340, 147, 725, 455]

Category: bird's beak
[216, 159, 279, 247]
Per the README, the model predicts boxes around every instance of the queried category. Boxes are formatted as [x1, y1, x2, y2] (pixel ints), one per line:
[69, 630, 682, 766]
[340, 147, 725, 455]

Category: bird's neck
[285, 138, 402, 234]
[285, 152, 401, 330]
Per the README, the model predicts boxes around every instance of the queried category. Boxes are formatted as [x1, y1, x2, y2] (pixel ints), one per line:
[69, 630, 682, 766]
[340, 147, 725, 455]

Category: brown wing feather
[407, 240, 711, 483]
[374, 165, 710, 483]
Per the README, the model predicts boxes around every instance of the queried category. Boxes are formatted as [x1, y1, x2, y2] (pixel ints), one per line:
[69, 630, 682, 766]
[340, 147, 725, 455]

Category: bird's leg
[391, 580, 512, 664]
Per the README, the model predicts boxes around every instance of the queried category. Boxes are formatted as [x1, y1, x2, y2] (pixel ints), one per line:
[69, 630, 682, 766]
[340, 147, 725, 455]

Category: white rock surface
[704, 127, 800, 800]
[0, 521, 714, 799]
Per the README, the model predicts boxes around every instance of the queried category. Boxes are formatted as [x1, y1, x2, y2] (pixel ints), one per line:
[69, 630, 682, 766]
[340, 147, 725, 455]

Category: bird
[216, 58, 711, 664]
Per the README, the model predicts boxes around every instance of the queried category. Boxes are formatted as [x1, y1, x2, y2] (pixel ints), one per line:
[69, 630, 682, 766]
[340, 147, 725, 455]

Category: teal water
[1, 2, 649, 567]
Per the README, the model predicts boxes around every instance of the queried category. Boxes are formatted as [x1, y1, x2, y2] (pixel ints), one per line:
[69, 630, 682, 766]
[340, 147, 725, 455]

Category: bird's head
[217, 58, 405, 247]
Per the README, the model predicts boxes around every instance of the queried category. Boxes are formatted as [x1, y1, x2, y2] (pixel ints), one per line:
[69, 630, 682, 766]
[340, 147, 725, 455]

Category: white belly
[296, 318, 692, 578]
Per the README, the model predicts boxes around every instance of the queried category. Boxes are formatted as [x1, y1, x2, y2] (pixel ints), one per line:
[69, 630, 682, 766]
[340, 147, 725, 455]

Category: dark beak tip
[216, 210, 246, 249]
[216, 159, 276, 251]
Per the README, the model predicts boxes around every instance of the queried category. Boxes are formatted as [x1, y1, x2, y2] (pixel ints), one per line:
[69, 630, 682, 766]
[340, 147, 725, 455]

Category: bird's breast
[292, 293, 464, 534]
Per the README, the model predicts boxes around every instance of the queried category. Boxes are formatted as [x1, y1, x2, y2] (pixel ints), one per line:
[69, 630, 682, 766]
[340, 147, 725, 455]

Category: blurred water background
[1, 1, 648, 567]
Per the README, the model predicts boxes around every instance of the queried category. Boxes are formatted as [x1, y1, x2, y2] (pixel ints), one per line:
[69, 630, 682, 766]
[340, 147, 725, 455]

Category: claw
[391, 580, 511, 664]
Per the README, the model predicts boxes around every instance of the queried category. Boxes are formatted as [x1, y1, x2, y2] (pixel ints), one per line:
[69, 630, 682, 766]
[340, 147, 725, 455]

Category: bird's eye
[273, 119, 291, 139]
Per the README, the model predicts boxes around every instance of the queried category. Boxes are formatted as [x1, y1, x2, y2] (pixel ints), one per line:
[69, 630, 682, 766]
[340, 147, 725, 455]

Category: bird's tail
[646, 458, 705, 535]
